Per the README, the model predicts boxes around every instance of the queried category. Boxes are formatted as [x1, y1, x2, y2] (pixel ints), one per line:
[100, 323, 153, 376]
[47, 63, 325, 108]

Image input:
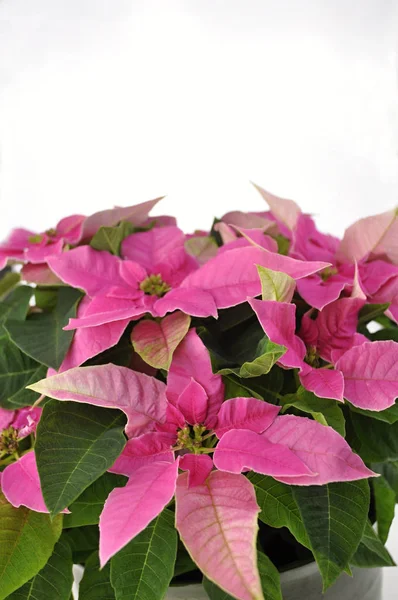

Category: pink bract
[29, 327, 373, 585]
[4, 188, 398, 600]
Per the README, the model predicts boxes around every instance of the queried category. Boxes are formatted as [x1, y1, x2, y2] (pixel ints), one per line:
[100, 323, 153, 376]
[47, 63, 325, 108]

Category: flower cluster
[0, 187, 397, 600]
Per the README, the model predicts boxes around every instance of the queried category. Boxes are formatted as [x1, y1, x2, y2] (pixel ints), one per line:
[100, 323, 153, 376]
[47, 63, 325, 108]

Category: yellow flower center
[320, 266, 338, 281]
[139, 274, 171, 297]
[0, 427, 19, 456]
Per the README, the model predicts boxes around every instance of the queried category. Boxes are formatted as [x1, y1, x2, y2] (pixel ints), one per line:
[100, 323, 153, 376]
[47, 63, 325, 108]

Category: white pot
[165, 562, 383, 600]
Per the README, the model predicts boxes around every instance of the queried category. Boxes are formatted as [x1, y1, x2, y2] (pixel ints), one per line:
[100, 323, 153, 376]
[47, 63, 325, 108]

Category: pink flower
[250, 295, 398, 410]
[0, 215, 85, 269]
[0, 197, 162, 270]
[0, 406, 41, 439]
[250, 298, 345, 401]
[0, 407, 49, 513]
[48, 227, 218, 330]
[48, 225, 329, 371]
[29, 328, 374, 600]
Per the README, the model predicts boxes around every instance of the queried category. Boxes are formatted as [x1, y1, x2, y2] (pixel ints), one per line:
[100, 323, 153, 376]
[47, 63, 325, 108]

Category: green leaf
[247, 474, 309, 548]
[275, 234, 290, 255]
[79, 552, 115, 600]
[7, 538, 73, 600]
[5, 287, 82, 370]
[90, 221, 135, 256]
[0, 286, 34, 329]
[257, 265, 295, 302]
[222, 375, 263, 401]
[0, 339, 47, 409]
[348, 411, 398, 462]
[0, 285, 46, 408]
[64, 473, 127, 528]
[0, 285, 34, 359]
[218, 339, 286, 379]
[358, 303, 390, 326]
[373, 476, 396, 544]
[110, 509, 177, 600]
[35, 287, 59, 311]
[85, 332, 133, 368]
[256, 553, 282, 600]
[0, 492, 62, 600]
[292, 480, 370, 590]
[203, 552, 282, 600]
[351, 521, 395, 568]
[245, 369, 285, 404]
[281, 388, 346, 437]
[35, 401, 126, 515]
[0, 272, 21, 299]
[203, 317, 265, 369]
[370, 327, 398, 342]
[372, 461, 398, 495]
[173, 542, 197, 577]
[216, 303, 256, 332]
[62, 526, 99, 565]
[349, 401, 398, 424]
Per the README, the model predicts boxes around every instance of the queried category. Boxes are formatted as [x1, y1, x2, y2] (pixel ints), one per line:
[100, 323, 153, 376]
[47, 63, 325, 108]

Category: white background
[1, 1, 398, 596]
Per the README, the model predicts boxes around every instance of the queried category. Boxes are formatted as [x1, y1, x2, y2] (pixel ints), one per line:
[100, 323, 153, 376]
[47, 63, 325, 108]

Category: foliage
[1, 192, 398, 600]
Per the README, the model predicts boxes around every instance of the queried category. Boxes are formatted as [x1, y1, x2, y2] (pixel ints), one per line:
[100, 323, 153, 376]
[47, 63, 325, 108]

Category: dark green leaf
[0, 285, 46, 408]
[248, 474, 309, 548]
[370, 327, 398, 342]
[281, 389, 346, 437]
[110, 509, 177, 600]
[216, 303, 255, 332]
[62, 526, 99, 565]
[0, 339, 47, 409]
[5, 287, 82, 369]
[0, 286, 33, 328]
[257, 553, 282, 600]
[35, 401, 126, 515]
[224, 322, 267, 365]
[349, 400, 398, 424]
[351, 521, 395, 568]
[7, 538, 73, 600]
[373, 476, 396, 544]
[173, 542, 197, 577]
[222, 375, 263, 401]
[0, 272, 21, 299]
[218, 339, 286, 379]
[0, 492, 62, 600]
[90, 221, 135, 256]
[349, 412, 398, 461]
[358, 303, 390, 326]
[372, 461, 398, 495]
[292, 480, 370, 590]
[203, 552, 282, 600]
[64, 473, 127, 528]
[79, 552, 115, 600]
[85, 331, 133, 367]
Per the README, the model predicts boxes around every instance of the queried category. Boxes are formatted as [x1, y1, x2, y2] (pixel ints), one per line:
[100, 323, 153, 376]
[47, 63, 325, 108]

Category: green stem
[0, 455, 16, 467]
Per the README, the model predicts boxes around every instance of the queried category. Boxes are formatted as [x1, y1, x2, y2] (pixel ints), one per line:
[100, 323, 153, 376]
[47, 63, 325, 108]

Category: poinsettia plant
[0, 186, 398, 600]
